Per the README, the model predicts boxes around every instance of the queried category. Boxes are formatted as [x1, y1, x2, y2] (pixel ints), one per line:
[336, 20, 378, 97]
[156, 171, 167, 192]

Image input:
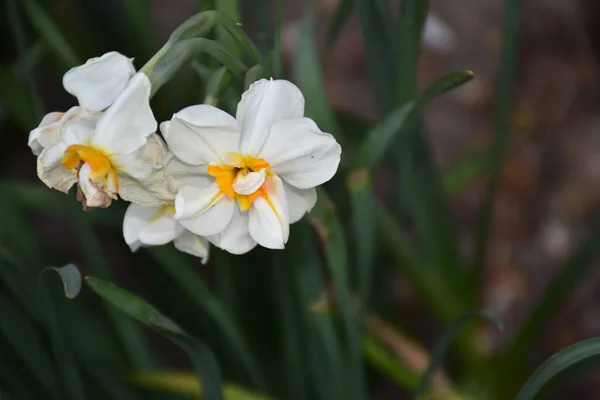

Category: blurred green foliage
[1, 0, 600, 399]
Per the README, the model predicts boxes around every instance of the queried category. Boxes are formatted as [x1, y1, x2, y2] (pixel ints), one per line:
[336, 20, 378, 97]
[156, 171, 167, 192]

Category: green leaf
[204, 66, 232, 106]
[503, 223, 600, 374]
[443, 148, 492, 195]
[41, 264, 82, 299]
[121, 0, 156, 57]
[472, 0, 519, 284]
[215, 0, 242, 58]
[244, 64, 265, 90]
[132, 371, 273, 400]
[327, 0, 353, 46]
[347, 170, 375, 315]
[20, 0, 79, 68]
[39, 268, 86, 400]
[272, 0, 283, 78]
[0, 66, 37, 129]
[362, 336, 420, 390]
[352, 70, 474, 170]
[86, 276, 224, 400]
[309, 189, 365, 400]
[6, 0, 43, 120]
[71, 220, 155, 370]
[149, 246, 266, 391]
[513, 337, 600, 400]
[293, 3, 344, 145]
[0, 293, 62, 398]
[414, 311, 504, 397]
[355, 0, 398, 113]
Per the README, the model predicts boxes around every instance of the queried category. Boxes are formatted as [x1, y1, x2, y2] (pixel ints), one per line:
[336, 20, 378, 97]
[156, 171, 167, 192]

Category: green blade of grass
[0, 292, 62, 398]
[414, 311, 504, 398]
[86, 277, 223, 400]
[513, 337, 600, 400]
[347, 170, 375, 315]
[310, 189, 365, 400]
[503, 223, 600, 376]
[472, 0, 519, 284]
[443, 148, 493, 195]
[71, 220, 156, 370]
[149, 246, 267, 391]
[355, 0, 398, 113]
[327, 0, 353, 46]
[39, 269, 86, 400]
[21, 0, 80, 68]
[6, 0, 43, 119]
[293, 2, 344, 145]
[362, 336, 420, 390]
[215, 0, 242, 58]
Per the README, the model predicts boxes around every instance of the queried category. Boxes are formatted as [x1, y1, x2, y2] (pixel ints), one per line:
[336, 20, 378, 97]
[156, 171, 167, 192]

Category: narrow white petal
[37, 150, 77, 193]
[232, 170, 265, 195]
[259, 118, 341, 189]
[123, 203, 159, 250]
[205, 206, 257, 255]
[173, 230, 211, 263]
[248, 175, 289, 249]
[179, 197, 235, 236]
[93, 73, 156, 154]
[63, 52, 135, 112]
[78, 163, 113, 208]
[162, 105, 240, 165]
[138, 211, 183, 245]
[237, 79, 304, 156]
[174, 183, 223, 220]
[283, 183, 317, 224]
[62, 116, 98, 146]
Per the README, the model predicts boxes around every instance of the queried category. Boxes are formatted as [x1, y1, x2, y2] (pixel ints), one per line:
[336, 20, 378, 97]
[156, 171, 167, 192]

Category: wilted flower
[162, 78, 341, 254]
[32, 53, 173, 209]
[122, 154, 210, 262]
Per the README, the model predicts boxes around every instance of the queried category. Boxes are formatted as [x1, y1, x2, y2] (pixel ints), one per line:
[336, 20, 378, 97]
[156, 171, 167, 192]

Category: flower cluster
[29, 52, 341, 261]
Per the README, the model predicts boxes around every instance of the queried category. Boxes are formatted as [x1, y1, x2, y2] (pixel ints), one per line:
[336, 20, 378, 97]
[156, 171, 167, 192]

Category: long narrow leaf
[86, 277, 224, 400]
[472, 0, 519, 283]
[513, 337, 600, 400]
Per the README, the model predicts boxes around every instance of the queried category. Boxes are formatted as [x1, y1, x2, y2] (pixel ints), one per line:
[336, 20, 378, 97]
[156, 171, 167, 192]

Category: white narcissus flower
[28, 52, 135, 156]
[162, 78, 341, 254]
[122, 154, 210, 262]
[35, 70, 174, 209]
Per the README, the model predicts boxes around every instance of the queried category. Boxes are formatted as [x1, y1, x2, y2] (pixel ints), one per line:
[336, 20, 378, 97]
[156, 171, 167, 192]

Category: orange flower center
[61, 144, 119, 193]
[207, 154, 271, 211]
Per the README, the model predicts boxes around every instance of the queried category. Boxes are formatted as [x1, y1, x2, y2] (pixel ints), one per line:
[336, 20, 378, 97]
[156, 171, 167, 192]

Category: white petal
[78, 163, 113, 208]
[37, 150, 77, 193]
[179, 197, 235, 236]
[39, 142, 67, 169]
[93, 73, 156, 154]
[28, 112, 63, 155]
[248, 175, 289, 249]
[162, 105, 240, 165]
[117, 170, 177, 207]
[63, 52, 135, 112]
[283, 183, 317, 224]
[232, 170, 266, 195]
[205, 206, 257, 255]
[259, 118, 341, 189]
[174, 183, 223, 220]
[165, 155, 212, 188]
[123, 203, 157, 250]
[139, 211, 183, 246]
[111, 133, 164, 182]
[173, 230, 210, 263]
[61, 116, 98, 147]
[237, 79, 304, 156]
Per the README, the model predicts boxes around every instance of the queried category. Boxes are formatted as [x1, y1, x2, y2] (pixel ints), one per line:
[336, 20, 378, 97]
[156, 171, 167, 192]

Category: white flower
[122, 154, 210, 262]
[28, 52, 135, 156]
[35, 58, 174, 209]
[162, 78, 341, 254]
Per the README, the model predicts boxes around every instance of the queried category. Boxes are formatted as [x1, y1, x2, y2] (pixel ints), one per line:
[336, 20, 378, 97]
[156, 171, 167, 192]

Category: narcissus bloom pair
[29, 51, 341, 258]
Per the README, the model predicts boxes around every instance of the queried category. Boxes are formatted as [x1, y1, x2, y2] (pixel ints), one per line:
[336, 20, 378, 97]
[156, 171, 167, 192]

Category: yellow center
[61, 144, 119, 193]
[207, 154, 271, 211]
